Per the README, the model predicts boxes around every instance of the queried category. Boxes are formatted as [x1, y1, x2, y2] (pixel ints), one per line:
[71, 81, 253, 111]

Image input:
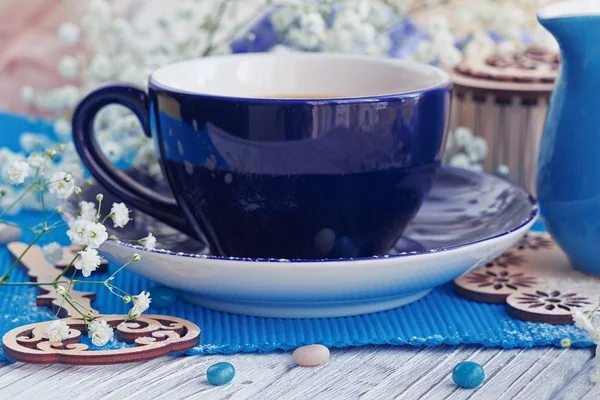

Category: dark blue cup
[72, 53, 452, 259]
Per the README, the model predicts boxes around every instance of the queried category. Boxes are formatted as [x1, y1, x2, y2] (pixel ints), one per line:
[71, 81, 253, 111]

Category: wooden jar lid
[452, 45, 559, 100]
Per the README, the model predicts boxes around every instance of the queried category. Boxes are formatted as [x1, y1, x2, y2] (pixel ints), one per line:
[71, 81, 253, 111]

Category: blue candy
[147, 286, 177, 309]
[452, 361, 485, 388]
[207, 362, 235, 386]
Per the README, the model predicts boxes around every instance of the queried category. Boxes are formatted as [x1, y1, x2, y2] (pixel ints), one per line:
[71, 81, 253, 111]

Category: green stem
[40, 181, 47, 224]
[61, 295, 89, 320]
[106, 258, 134, 282]
[0, 231, 45, 282]
[0, 281, 72, 286]
[210, 1, 270, 51]
[96, 197, 103, 223]
[54, 253, 80, 282]
[102, 212, 113, 224]
[0, 184, 34, 218]
[0, 220, 35, 232]
[200, 0, 231, 56]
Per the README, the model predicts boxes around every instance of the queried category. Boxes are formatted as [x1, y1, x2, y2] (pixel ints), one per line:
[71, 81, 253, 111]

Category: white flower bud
[58, 56, 78, 80]
[20, 86, 35, 105]
[57, 22, 80, 45]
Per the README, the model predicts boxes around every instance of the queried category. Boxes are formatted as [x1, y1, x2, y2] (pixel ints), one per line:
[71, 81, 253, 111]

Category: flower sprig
[0, 146, 155, 347]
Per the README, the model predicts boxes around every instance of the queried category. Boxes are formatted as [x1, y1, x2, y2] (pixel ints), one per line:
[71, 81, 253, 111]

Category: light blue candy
[452, 361, 484, 388]
[147, 286, 177, 309]
[207, 362, 235, 386]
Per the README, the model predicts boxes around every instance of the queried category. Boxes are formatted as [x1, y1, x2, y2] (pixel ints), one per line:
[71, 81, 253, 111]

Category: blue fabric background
[0, 112, 591, 362]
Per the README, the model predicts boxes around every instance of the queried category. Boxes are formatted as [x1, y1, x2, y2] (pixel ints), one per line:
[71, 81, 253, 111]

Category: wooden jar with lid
[450, 45, 558, 194]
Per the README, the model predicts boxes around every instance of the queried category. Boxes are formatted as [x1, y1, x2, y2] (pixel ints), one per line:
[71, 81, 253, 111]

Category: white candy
[293, 344, 330, 367]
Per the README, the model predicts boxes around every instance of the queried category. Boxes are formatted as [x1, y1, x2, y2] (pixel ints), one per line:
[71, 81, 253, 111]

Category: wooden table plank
[0, 346, 595, 399]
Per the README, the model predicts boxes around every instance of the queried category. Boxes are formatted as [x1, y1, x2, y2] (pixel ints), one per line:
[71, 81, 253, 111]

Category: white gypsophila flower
[48, 171, 76, 199]
[57, 85, 81, 110]
[0, 148, 22, 165]
[111, 18, 134, 39]
[427, 15, 449, 34]
[497, 40, 518, 55]
[413, 40, 436, 63]
[466, 136, 489, 163]
[110, 202, 130, 228]
[133, 141, 157, 168]
[75, 247, 102, 277]
[0, 185, 22, 215]
[57, 21, 81, 45]
[128, 291, 152, 319]
[453, 127, 473, 149]
[296, 12, 327, 49]
[80, 201, 97, 222]
[67, 218, 91, 245]
[438, 46, 463, 69]
[448, 153, 471, 169]
[101, 141, 123, 163]
[469, 164, 483, 172]
[42, 242, 63, 265]
[26, 153, 48, 169]
[7, 161, 30, 185]
[497, 164, 510, 177]
[86, 222, 108, 249]
[88, 319, 114, 346]
[43, 320, 70, 342]
[19, 133, 48, 152]
[572, 310, 600, 340]
[53, 119, 72, 139]
[57, 56, 79, 80]
[87, 0, 111, 21]
[56, 285, 66, 295]
[270, 44, 293, 54]
[464, 32, 495, 58]
[90, 54, 113, 80]
[20, 85, 35, 105]
[271, 7, 298, 33]
[53, 162, 84, 184]
[141, 232, 156, 250]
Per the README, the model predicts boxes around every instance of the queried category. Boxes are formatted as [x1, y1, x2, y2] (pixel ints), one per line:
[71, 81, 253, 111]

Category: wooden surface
[0, 345, 597, 399]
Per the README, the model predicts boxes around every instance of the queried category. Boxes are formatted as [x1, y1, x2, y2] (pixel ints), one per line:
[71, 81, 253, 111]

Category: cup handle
[72, 83, 197, 239]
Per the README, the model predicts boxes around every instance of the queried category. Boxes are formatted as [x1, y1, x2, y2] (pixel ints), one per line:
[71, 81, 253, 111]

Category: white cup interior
[150, 53, 450, 99]
[538, 0, 600, 19]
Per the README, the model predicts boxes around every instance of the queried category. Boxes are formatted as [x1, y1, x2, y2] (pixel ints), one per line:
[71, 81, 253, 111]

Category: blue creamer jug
[537, 0, 600, 275]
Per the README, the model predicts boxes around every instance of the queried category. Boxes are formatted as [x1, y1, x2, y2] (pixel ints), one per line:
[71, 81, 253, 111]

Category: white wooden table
[0, 345, 597, 399]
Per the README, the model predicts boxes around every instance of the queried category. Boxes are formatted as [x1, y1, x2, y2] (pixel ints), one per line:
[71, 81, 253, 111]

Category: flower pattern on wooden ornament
[513, 234, 554, 251]
[2, 315, 200, 365]
[484, 251, 527, 269]
[506, 290, 593, 325]
[454, 267, 538, 304]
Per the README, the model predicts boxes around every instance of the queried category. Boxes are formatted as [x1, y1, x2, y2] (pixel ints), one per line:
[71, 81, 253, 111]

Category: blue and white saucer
[64, 167, 538, 318]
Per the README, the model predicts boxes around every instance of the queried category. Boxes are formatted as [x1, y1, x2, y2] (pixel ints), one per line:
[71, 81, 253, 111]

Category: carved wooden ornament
[7, 242, 97, 318]
[2, 315, 200, 365]
[454, 232, 599, 324]
[506, 290, 592, 325]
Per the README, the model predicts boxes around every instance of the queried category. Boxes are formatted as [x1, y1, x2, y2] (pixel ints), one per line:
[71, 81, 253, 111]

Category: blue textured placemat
[0, 112, 591, 363]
